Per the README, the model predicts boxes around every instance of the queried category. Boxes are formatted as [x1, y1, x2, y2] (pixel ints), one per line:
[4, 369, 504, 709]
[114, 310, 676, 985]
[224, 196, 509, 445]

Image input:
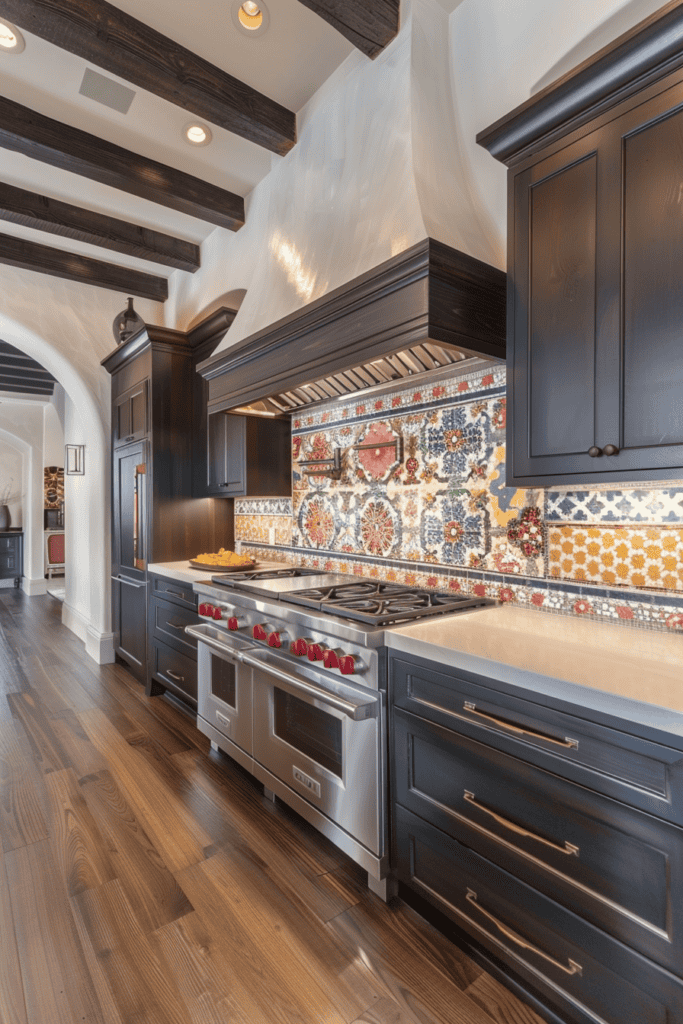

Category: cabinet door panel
[528, 155, 597, 459]
[622, 105, 683, 450]
[113, 575, 146, 684]
[113, 442, 147, 579]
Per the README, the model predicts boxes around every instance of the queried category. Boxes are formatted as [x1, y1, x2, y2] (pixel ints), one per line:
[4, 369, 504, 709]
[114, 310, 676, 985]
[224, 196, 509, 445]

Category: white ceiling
[0, 0, 355, 293]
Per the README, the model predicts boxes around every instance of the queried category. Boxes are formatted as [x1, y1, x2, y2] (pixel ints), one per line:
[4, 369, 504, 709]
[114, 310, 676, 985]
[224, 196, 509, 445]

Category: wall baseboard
[86, 627, 116, 665]
[22, 577, 49, 596]
[62, 601, 89, 642]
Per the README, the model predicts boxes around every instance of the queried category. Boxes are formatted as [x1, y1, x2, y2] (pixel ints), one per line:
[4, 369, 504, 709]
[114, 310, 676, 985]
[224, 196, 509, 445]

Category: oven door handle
[241, 650, 378, 721]
[185, 624, 248, 664]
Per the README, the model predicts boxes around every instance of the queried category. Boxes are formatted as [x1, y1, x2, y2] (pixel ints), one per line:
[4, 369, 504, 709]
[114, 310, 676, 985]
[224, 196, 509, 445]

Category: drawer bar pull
[165, 589, 186, 600]
[464, 791, 579, 856]
[166, 669, 184, 682]
[167, 619, 186, 631]
[466, 889, 582, 977]
[463, 702, 578, 749]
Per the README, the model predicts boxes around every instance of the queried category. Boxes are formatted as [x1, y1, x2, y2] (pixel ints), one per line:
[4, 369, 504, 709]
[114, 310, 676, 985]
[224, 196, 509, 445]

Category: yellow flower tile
[546, 524, 683, 592]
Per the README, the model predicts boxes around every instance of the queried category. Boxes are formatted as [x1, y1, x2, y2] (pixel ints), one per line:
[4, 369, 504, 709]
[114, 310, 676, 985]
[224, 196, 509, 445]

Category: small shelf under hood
[198, 238, 506, 416]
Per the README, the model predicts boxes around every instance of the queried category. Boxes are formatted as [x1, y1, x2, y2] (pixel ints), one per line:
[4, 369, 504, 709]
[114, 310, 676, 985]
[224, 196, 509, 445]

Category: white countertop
[387, 604, 683, 727]
[147, 558, 293, 586]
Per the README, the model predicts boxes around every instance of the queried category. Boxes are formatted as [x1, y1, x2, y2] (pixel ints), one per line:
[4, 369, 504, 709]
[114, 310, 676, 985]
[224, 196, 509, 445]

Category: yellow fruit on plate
[194, 549, 254, 566]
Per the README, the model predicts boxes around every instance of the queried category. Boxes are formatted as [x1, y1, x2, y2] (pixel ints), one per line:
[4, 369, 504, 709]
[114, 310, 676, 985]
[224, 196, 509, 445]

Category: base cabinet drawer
[393, 707, 683, 976]
[394, 805, 683, 1024]
[390, 654, 683, 827]
[151, 575, 197, 610]
[151, 642, 197, 708]
[150, 596, 199, 658]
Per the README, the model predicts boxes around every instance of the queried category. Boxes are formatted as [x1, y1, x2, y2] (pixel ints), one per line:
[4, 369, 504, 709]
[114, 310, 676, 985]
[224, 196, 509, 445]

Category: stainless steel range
[187, 567, 490, 898]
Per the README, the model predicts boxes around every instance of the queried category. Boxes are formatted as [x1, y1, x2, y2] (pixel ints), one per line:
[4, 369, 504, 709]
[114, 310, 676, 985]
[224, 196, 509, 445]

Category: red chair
[45, 531, 65, 578]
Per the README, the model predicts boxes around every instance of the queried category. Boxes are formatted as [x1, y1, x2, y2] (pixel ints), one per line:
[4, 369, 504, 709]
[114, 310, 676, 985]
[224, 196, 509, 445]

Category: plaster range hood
[198, 238, 507, 417]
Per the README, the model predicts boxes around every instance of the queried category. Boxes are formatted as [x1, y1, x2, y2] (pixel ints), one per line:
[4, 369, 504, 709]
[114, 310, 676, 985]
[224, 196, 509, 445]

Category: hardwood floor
[0, 590, 546, 1024]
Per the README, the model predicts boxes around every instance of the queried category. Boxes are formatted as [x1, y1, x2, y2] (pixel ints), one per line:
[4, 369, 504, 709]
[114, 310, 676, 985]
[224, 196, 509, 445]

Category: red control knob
[307, 643, 324, 662]
[252, 623, 268, 641]
[339, 654, 356, 675]
[199, 603, 209, 616]
[212, 607, 223, 620]
[268, 631, 283, 648]
[291, 637, 311, 656]
[323, 648, 342, 669]
[227, 617, 239, 631]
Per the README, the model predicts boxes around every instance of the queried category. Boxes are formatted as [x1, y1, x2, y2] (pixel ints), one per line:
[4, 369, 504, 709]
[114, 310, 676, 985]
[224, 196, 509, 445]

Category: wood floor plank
[328, 901, 491, 1024]
[0, 719, 48, 852]
[464, 972, 548, 1024]
[18, 654, 74, 715]
[72, 878, 189, 1024]
[179, 849, 374, 1023]
[7, 691, 75, 775]
[152, 910, 268, 1024]
[5, 839, 106, 1023]
[79, 708, 210, 872]
[44, 768, 117, 896]
[101, 664, 191, 755]
[80, 768, 193, 933]
[33, 654, 96, 714]
[0, 854, 28, 1024]
[50, 709, 108, 777]
[351, 997, 423, 1023]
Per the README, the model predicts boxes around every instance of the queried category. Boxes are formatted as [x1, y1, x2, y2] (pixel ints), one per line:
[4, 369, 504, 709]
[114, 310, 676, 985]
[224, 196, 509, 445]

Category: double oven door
[191, 623, 384, 862]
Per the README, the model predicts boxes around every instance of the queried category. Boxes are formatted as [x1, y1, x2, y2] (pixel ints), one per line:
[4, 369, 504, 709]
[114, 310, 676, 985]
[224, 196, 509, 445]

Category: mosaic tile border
[546, 488, 683, 524]
[241, 541, 683, 633]
[292, 365, 507, 433]
[234, 498, 293, 516]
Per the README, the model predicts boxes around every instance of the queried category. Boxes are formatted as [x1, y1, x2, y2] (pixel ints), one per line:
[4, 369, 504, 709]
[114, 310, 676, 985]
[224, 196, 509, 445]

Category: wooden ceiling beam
[0, 233, 168, 302]
[0, 96, 245, 231]
[0, 379, 54, 394]
[0, 365, 55, 382]
[3, 0, 296, 156]
[0, 183, 200, 272]
[296, 0, 399, 58]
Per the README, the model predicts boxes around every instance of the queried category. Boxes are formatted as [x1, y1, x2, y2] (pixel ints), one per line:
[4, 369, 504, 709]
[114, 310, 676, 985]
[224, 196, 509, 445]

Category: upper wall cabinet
[207, 411, 291, 497]
[478, 3, 683, 486]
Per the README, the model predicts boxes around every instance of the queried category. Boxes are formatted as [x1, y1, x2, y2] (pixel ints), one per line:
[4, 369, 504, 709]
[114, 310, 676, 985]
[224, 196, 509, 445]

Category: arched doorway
[0, 313, 113, 663]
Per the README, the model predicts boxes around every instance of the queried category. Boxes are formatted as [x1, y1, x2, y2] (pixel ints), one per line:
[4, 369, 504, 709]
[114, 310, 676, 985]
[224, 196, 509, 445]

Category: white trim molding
[22, 576, 49, 596]
[62, 600, 89, 642]
[86, 626, 116, 665]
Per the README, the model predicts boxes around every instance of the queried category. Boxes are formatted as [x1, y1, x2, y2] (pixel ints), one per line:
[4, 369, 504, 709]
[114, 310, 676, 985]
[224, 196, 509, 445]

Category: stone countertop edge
[385, 608, 683, 746]
[147, 559, 293, 586]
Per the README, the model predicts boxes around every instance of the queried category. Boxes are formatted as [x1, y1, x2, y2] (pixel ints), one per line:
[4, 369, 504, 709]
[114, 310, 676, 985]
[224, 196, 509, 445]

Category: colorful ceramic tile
[548, 524, 683, 591]
[234, 498, 293, 516]
[545, 488, 683, 524]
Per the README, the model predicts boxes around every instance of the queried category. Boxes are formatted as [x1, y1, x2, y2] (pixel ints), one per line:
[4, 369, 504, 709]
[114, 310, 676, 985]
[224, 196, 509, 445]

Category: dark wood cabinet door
[508, 78, 683, 485]
[113, 379, 149, 448]
[112, 574, 147, 684]
[112, 441, 148, 579]
[207, 411, 245, 494]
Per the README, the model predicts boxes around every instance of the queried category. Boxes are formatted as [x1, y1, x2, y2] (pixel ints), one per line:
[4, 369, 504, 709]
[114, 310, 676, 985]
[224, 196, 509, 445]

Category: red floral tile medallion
[360, 500, 395, 556]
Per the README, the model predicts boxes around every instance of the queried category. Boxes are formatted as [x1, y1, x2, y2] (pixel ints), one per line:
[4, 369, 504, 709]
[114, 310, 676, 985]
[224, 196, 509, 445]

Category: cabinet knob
[588, 446, 602, 457]
[603, 444, 620, 456]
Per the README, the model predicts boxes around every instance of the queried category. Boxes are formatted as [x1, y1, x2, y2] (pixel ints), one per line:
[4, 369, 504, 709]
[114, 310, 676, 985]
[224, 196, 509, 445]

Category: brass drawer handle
[166, 669, 184, 682]
[466, 889, 582, 977]
[463, 702, 578, 750]
[464, 791, 579, 856]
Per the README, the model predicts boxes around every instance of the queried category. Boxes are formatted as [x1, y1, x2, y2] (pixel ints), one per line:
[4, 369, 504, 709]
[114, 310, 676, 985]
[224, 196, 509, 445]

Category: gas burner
[211, 567, 320, 585]
[289, 581, 492, 624]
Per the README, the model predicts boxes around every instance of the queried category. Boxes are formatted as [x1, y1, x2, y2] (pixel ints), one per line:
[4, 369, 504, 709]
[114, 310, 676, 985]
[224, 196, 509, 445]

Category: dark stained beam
[296, 0, 399, 58]
[3, 0, 296, 156]
[0, 352, 51, 372]
[0, 96, 245, 231]
[0, 365, 55, 383]
[0, 182, 200, 272]
[0, 379, 55, 394]
[0, 233, 168, 302]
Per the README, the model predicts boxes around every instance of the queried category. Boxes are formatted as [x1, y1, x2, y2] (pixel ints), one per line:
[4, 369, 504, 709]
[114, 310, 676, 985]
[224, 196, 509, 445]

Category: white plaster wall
[43, 401, 65, 468]
[0, 440, 24, 527]
[0, 404, 44, 587]
[448, 0, 671, 265]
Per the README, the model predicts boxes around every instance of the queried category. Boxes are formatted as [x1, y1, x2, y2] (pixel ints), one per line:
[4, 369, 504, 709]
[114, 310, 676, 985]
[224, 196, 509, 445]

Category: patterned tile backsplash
[234, 365, 683, 633]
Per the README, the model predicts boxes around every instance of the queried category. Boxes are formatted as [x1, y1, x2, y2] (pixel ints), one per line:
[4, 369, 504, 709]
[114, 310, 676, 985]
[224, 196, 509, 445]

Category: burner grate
[288, 581, 491, 624]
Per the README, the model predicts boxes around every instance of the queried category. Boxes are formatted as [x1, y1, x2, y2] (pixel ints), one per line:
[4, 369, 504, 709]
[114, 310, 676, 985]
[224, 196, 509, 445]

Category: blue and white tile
[545, 488, 683, 524]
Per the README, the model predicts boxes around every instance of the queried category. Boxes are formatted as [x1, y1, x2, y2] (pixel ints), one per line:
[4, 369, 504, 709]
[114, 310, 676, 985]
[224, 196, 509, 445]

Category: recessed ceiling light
[0, 18, 25, 53]
[232, 0, 269, 36]
[183, 122, 213, 146]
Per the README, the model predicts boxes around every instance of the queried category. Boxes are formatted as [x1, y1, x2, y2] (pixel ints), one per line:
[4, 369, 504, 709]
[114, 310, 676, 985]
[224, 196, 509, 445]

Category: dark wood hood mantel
[197, 238, 506, 414]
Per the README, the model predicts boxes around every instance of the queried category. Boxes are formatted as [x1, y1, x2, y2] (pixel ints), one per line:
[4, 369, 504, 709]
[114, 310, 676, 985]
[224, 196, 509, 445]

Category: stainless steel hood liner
[198, 238, 506, 416]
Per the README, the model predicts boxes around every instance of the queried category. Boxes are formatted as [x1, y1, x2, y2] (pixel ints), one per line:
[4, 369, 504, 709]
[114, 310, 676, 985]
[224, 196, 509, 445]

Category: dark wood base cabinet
[147, 573, 199, 708]
[389, 651, 683, 1024]
[0, 532, 22, 587]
